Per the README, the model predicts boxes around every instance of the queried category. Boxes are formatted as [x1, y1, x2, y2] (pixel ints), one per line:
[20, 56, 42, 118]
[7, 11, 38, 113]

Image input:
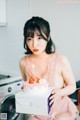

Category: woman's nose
[33, 39, 38, 48]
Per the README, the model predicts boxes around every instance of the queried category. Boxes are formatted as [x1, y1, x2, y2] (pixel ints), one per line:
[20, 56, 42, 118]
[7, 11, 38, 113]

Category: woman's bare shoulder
[19, 55, 28, 66]
[56, 52, 70, 65]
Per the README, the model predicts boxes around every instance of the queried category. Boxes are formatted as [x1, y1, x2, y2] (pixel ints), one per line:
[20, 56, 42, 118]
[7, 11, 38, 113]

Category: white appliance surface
[0, 71, 23, 98]
[0, 71, 23, 120]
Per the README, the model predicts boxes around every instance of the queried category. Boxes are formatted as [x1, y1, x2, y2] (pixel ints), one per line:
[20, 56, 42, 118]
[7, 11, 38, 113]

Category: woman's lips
[33, 49, 39, 52]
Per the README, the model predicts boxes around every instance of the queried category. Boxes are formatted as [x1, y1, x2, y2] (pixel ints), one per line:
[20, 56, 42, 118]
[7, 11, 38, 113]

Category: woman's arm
[49, 55, 76, 104]
[60, 55, 76, 96]
[19, 58, 27, 81]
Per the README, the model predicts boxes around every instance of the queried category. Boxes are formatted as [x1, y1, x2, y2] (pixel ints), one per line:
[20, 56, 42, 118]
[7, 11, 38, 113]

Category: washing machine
[0, 72, 24, 120]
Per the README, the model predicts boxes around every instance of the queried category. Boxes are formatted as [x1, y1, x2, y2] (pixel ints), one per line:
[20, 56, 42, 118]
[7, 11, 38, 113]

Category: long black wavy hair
[23, 16, 56, 54]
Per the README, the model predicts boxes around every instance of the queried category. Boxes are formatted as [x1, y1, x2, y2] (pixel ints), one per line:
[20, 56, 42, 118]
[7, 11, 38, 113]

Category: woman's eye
[27, 37, 32, 41]
[38, 36, 43, 40]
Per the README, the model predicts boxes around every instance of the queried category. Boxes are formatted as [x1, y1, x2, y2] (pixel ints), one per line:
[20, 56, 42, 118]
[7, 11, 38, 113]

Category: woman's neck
[31, 52, 48, 59]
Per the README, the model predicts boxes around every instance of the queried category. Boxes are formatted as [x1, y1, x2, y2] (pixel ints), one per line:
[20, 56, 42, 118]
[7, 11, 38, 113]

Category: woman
[19, 16, 78, 120]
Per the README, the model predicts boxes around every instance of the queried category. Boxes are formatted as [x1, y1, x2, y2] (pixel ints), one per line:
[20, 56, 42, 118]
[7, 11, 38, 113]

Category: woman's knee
[27, 115, 39, 120]
[55, 112, 74, 120]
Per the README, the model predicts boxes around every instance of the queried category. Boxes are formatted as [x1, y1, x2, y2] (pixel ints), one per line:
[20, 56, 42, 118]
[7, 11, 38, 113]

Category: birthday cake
[22, 79, 53, 95]
[15, 79, 53, 116]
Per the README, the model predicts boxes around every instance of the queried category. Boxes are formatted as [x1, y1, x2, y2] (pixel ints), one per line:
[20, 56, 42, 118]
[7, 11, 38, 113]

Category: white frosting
[39, 79, 47, 84]
[23, 79, 53, 96]
[24, 86, 53, 96]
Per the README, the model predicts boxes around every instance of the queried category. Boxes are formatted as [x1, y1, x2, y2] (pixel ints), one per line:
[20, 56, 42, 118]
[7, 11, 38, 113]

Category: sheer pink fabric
[23, 53, 79, 120]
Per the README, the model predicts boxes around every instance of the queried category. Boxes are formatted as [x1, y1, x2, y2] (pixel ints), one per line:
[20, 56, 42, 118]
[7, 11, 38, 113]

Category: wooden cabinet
[77, 90, 80, 114]
[78, 90, 80, 105]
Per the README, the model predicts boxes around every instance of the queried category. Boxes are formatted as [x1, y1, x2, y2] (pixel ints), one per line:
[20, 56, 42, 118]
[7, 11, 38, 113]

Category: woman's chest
[54, 64, 64, 88]
[54, 73, 64, 88]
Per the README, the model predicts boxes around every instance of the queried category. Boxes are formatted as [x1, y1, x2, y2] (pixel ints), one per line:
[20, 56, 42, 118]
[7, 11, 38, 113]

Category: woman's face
[26, 32, 48, 55]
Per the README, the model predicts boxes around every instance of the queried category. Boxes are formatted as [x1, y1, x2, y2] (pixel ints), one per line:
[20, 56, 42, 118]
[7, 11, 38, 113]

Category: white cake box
[15, 86, 53, 116]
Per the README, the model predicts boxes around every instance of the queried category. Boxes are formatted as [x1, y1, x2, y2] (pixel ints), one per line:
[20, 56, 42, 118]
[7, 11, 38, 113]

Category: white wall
[0, 0, 30, 74]
[30, 0, 80, 81]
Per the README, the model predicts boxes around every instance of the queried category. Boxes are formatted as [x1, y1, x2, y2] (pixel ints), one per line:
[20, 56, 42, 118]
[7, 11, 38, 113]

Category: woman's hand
[47, 112, 56, 120]
[49, 88, 63, 105]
